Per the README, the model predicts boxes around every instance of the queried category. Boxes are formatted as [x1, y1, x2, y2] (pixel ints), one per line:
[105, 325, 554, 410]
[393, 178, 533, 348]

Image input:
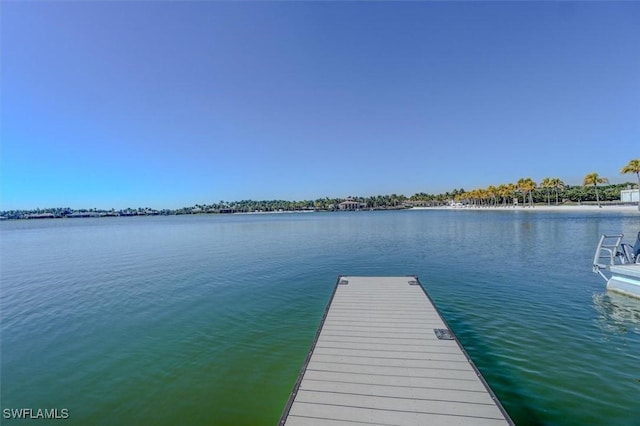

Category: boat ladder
[592, 234, 624, 281]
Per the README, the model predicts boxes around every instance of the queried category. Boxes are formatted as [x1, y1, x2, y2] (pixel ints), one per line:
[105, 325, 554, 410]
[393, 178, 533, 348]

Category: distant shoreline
[2, 204, 638, 221]
[412, 204, 639, 213]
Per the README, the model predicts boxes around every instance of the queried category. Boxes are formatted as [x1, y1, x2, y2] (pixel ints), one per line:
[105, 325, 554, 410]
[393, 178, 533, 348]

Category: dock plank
[301, 370, 488, 392]
[310, 354, 470, 370]
[280, 276, 512, 425]
[312, 347, 471, 362]
[288, 402, 508, 426]
[294, 390, 506, 419]
[306, 360, 481, 381]
[299, 379, 498, 404]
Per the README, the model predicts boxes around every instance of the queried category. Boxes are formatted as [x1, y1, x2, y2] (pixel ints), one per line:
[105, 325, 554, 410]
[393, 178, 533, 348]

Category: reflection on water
[593, 292, 640, 337]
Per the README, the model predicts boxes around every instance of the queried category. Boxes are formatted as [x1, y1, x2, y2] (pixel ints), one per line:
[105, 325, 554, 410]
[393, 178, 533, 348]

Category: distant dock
[280, 276, 513, 425]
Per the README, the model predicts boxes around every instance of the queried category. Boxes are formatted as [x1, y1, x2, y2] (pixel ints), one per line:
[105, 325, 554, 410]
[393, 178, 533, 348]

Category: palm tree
[540, 177, 552, 205]
[526, 178, 537, 207]
[620, 158, 640, 212]
[583, 172, 609, 208]
[506, 183, 517, 207]
[478, 188, 489, 207]
[549, 177, 565, 205]
[516, 178, 526, 207]
[486, 185, 497, 207]
[517, 178, 537, 207]
[496, 184, 509, 207]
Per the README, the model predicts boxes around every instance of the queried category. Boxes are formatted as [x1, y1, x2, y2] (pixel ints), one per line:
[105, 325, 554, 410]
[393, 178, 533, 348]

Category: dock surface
[280, 276, 512, 426]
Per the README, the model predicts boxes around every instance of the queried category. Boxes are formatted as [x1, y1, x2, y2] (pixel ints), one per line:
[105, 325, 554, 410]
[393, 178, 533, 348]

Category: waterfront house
[338, 199, 366, 210]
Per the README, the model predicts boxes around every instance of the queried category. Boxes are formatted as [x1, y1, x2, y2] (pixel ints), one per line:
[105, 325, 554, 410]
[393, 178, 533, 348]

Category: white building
[621, 188, 640, 203]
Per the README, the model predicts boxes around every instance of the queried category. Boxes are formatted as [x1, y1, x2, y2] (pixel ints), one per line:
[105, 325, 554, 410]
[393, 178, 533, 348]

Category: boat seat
[618, 232, 640, 264]
[620, 244, 636, 264]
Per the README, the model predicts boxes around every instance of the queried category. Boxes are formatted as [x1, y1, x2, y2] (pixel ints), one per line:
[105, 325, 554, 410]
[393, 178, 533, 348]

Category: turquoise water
[1, 210, 639, 425]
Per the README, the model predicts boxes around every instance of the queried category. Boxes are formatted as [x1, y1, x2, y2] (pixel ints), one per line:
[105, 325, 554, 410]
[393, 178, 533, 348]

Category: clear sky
[1, 1, 639, 210]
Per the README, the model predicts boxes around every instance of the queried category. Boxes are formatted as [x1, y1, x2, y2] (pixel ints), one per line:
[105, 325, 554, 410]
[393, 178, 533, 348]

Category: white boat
[593, 232, 640, 299]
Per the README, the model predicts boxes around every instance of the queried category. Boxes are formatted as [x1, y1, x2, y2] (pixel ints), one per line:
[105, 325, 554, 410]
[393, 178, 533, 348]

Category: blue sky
[2, 1, 639, 210]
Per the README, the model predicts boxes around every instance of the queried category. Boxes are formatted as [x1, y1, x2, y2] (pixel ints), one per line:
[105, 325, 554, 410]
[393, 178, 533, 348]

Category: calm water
[1, 210, 639, 425]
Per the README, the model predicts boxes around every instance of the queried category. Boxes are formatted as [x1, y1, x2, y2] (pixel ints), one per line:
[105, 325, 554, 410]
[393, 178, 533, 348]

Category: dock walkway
[280, 276, 512, 426]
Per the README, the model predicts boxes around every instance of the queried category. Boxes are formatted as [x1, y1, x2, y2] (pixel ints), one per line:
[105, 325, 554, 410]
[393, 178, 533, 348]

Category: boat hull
[607, 264, 640, 299]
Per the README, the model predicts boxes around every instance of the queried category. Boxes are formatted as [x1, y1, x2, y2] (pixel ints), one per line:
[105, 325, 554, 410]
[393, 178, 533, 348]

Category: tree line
[3, 159, 638, 219]
[454, 158, 639, 210]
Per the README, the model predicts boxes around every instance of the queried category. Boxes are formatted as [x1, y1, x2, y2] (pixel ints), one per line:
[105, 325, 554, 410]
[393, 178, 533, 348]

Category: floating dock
[280, 276, 512, 426]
